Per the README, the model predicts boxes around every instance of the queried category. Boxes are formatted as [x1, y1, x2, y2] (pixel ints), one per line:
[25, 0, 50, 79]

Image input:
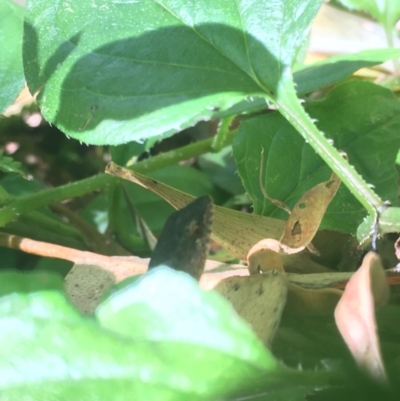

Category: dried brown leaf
[286, 283, 342, 316]
[334, 251, 389, 382]
[247, 239, 284, 274]
[280, 171, 341, 249]
[214, 270, 287, 345]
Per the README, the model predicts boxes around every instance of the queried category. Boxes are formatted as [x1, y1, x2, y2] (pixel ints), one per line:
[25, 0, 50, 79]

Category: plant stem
[275, 75, 384, 217]
[212, 116, 235, 151]
[133, 128, 237, 173]
[22, 211, 84, 241]
[383, 22, 400, 73]
[357, 206, 400, 243]
[0, 173, 115, 227]
[0, 129, 237, 227]
[2, 220, 87, 250]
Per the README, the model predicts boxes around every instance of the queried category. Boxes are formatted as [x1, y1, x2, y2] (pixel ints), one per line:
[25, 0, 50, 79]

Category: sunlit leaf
[0, 0, 24, 113]
[23, 0, 323, 145]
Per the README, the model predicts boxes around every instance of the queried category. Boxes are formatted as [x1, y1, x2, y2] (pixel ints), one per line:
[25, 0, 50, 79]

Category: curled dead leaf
[247, 239, 284, 274]
[280, 171, 341, 249]
[286, 283, 342, 316]
[334, 251, 389, 382]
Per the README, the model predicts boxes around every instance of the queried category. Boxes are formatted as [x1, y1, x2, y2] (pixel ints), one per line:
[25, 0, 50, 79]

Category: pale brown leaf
[334, 251, 389, 382]
[214, 271, 287, 345]
[280, 171, 341, 248]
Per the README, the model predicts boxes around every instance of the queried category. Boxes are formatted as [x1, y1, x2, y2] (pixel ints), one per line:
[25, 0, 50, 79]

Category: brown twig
[259, 148, 291, 214]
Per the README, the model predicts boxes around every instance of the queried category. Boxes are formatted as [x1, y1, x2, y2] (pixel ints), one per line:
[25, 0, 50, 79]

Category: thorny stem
[212, 116, 235, 151]
[0, 129, 237, 227]
[275, 73, 385, 219]
[259, 148, 291, 214]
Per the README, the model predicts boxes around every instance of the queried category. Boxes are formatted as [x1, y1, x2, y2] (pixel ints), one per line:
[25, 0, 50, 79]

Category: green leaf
[0, 0, 24, 113]
[337, 0, 400, 31]
[0, 270, 64, 297]
[0, 270, 294, 400]
[0, 152, 26, 178]
[213, 48, 400, 119]
[0, 290, 206, 400]
[97, 266, 275, 367]
[24, 0, 323, 145]
[0, 173, 44, 197]
[294, 48, 400, 95]
[233, 81, 400, 233]
[198, 147, 245, 195]
[110, 139, 158, 167]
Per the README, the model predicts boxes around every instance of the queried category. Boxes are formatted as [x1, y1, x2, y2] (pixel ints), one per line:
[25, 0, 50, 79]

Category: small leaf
[0, 0, 24, 113]
[215, 271, 288, 345]
[280, 171, 341, 248]
[334, 251, 389, 382]
[0, 152, 26, 178]
[294, 48, 400, 95]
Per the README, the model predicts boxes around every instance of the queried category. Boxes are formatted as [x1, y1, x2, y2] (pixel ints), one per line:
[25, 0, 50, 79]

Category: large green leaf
[0, 0, 24, 113]
[1, 269, 322, 400]
[23, 0, 323, 145]
[233, 81, 400, 233]
[294, 48, 400, 95]
[0, 291, 208, 400]
[97, 266, 274, 368]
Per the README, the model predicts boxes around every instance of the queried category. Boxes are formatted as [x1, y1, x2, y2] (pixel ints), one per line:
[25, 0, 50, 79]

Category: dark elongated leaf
[24, 0, 323, 145]
[294, 48, 400, 95]
[0, 0, 24, 112]
[213, 48, 400, 119]
[233, 81, 400, 233]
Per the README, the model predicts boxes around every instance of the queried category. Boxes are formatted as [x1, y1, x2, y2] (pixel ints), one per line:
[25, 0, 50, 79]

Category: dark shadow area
[294, 59, 385, 96]
[24, 23, 282, 137]
[23, 22, 81, 94]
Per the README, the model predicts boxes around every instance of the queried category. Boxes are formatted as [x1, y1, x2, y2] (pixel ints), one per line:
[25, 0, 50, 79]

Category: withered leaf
[280, 171, 341, 249]
[334, 251, 389, 382]
[214, 270, 287, 345]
